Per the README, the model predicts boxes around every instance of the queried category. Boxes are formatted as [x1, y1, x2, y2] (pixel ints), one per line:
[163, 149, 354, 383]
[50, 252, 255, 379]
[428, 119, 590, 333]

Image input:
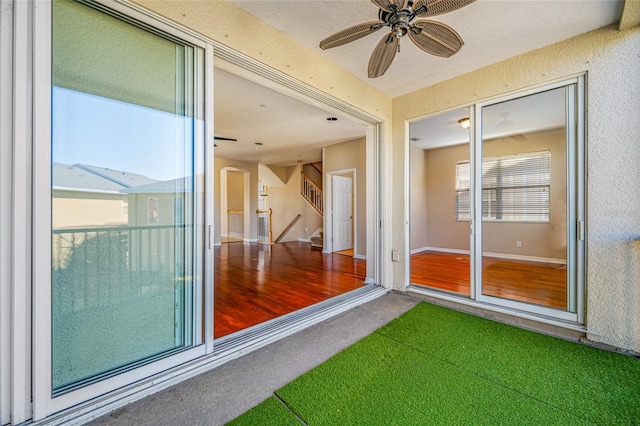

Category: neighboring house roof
[121, 176, 192, 194]
[75, 164, 158, 188]
[52, 163, 158, 194]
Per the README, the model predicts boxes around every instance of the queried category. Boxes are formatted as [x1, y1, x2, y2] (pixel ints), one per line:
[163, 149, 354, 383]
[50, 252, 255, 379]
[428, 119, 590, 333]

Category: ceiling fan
[213, 135, 237, 147]
[319, 0, 475, 78]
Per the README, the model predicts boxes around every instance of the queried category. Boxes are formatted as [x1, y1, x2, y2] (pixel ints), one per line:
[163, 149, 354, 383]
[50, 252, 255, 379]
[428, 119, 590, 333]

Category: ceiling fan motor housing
[379, 7, 416, 37]
[320, 0, 474, 78]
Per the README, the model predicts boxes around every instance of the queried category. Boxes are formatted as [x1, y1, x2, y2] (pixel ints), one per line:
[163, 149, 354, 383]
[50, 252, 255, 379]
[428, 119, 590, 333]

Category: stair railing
[256, 208, 272, 244]
[301, 172, 323, 216]
[274, 214, 302, 244]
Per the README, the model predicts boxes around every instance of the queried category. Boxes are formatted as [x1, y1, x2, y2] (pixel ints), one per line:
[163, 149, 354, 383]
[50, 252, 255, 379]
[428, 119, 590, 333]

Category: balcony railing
[52, 224, 189, 315]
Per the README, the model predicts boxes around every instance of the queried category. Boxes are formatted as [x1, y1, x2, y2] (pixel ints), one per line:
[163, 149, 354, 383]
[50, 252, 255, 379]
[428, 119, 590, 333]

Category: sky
[52, 86, 199, 182]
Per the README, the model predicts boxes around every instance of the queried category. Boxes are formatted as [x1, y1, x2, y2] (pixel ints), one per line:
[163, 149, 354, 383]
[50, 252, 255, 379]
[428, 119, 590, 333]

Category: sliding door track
[213, 285, 387, 356]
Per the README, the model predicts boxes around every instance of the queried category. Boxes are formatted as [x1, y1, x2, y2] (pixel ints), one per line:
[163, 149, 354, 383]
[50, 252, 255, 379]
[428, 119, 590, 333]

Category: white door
[332, 175, 353, 252]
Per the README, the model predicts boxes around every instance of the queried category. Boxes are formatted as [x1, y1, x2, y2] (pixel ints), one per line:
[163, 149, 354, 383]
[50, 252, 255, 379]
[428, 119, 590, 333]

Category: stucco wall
[54, 0, 178, 113]
[134, 0, 392, 122]
[52, 191, 127, 229]
[394, 25, 640, 352]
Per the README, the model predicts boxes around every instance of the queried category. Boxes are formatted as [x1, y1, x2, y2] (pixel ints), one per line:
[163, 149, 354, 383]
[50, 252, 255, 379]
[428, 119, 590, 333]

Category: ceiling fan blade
[408, 20, 463, 57]
[413, 0, 476, 17]
[214, 136, 237, 141]
[368, 33, 399, 78]
[320, 21, 385, 50]
[370, 0, 408, 12]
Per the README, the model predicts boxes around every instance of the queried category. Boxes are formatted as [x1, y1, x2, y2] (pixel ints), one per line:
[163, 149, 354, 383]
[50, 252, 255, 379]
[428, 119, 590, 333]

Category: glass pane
[51, 0, 200, 392]
[409, 108, 471, 296]
[480, 88, 568, 309]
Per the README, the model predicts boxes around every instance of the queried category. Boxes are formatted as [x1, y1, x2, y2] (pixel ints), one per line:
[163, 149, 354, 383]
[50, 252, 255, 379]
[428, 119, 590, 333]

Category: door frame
[406, 75, 586, 325]
[325, 169, 356, 255]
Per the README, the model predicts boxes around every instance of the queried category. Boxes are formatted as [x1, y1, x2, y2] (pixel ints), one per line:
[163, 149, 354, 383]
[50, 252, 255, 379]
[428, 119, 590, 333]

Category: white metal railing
[227, 210, 244, 237]
[256, 208, 272, 244]
[301, 172, 323, 216]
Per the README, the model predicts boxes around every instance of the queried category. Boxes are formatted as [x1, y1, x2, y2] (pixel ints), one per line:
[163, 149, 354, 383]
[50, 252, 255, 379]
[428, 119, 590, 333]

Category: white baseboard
[353, 253, 366, 260]
[415, 246, 566, 265]
[244, 238, 257, 243]
[484, 251, 566, 265]
[412, 246, 469, 255]
[298, 238, 311, 243]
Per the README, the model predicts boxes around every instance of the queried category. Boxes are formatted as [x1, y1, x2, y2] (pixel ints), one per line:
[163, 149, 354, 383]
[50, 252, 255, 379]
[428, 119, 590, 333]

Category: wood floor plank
[410, 250, 567, 309]
[214, 241, 366, 338]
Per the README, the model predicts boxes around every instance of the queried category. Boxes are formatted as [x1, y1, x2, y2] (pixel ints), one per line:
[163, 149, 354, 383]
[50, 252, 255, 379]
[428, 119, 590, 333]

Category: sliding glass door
[478, 86, 574, 314]
[409, 107, 471, 297]
[37, 0, 207, 414]
[410, 79, 584, 322]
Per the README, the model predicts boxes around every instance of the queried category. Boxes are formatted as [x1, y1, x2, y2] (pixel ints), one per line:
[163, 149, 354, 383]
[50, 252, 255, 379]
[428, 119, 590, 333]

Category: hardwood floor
[214, 245, 566, 339]
[214, 241, 366, 338]
[410, 250, 567, 309]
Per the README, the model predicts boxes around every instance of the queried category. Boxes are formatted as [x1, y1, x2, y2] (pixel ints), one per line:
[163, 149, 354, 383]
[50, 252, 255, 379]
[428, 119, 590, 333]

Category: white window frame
[472, 78, 585, 323]
[32, 0, 213, 420]
[407, 76, 585, 326]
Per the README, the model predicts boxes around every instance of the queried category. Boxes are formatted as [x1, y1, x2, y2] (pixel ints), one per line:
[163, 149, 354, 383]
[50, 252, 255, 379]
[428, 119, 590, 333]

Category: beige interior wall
[409, 145, 428, 251]
[323, 138, 367, 257]
[394, 26, 640, 352]
[422, 143, 471, 252]
[266, 165, 323, 243]
[226, 170, 244, 211]
[421, 128, 566, 260]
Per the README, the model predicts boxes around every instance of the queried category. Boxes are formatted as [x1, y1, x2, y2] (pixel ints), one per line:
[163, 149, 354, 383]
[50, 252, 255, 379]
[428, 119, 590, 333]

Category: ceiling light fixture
[458, 117, 470, 129]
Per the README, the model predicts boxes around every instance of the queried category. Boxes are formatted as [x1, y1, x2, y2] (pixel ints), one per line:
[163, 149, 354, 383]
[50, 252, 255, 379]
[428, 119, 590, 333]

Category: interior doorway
[220, 166, 250, 243]
[326, 170, 356, 255]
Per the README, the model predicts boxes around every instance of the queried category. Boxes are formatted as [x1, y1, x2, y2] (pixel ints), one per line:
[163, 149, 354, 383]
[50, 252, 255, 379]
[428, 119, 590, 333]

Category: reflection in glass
[480, 87, 568, 309]
[409, 108, 471, 296]
[51, 0, 200, 392]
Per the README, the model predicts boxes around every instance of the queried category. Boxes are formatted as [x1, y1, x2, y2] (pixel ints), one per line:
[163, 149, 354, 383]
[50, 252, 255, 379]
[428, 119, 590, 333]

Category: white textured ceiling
[410, 87, 566, 150]
[230, 0, 624, 98]
[214, 68, 366, 166]
[217, 0, 623, 166]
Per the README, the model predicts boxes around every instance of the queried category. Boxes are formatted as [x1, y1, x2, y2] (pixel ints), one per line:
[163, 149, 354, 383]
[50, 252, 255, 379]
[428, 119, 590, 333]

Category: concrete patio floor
[88, 292, 420, 425]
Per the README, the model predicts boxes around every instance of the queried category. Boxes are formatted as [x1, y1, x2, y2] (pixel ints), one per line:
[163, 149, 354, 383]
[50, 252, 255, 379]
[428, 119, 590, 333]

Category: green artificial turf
[226, 396, 300, 426]
[229, 303, 640, 425]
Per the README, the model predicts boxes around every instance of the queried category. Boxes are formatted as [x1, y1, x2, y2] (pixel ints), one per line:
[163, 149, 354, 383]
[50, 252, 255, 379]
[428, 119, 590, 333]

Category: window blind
[456, 150, 551, 221]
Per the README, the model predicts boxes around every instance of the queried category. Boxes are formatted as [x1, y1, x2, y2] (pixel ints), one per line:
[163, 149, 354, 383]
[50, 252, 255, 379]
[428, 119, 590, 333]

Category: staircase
[310, 228, 323, 248]
[301, 162, 323, 216]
